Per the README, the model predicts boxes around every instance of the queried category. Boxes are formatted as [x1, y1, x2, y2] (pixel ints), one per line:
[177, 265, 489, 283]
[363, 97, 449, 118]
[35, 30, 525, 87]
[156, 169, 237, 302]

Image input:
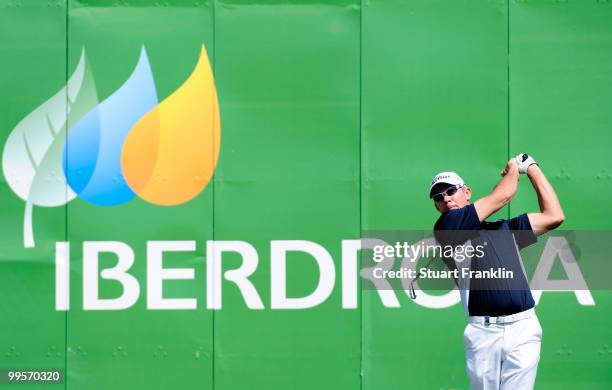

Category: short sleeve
[508, 213, 537, 249]
[435, 203, 481, 231]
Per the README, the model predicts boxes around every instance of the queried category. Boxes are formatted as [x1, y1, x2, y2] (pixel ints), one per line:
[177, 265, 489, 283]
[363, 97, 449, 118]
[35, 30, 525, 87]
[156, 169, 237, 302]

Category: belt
[469, 308, 535, 326]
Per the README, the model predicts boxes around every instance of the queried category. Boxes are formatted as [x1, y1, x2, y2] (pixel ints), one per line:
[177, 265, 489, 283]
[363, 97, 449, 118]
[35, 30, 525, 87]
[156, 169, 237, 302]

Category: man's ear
[465, 186, 472, 200]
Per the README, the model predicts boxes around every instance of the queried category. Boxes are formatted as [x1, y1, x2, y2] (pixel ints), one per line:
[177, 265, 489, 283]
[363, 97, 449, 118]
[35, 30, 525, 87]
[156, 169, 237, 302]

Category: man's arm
[473, 159, 519, 222]
[525, 164, 565, 236]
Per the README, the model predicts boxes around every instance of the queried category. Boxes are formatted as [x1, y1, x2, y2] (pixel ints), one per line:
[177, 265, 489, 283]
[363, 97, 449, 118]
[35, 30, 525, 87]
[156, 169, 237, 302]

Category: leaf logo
[2, 50, 97, 248]
[2, 45, 221, 248]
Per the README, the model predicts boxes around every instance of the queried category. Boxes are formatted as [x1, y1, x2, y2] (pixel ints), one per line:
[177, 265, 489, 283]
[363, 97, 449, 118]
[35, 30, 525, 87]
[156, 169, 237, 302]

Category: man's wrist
[526, 163, 540, 176]
[508, 163, 519, 175]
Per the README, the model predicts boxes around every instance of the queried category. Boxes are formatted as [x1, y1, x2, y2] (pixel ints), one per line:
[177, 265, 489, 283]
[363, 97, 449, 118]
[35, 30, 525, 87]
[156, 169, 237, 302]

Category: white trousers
[463, 314, 542, 390]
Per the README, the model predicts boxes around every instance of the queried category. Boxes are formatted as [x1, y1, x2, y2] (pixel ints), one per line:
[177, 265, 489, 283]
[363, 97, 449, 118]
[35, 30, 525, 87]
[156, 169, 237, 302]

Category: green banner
[1, 1, 611, 389]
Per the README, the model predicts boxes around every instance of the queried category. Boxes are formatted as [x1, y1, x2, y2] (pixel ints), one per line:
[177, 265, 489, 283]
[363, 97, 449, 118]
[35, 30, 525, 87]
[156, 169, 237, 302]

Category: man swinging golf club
[430, 153, 564, 390]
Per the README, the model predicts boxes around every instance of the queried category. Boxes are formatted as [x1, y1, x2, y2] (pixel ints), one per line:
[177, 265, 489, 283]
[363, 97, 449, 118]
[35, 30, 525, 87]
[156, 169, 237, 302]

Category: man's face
[431, 183, 472, 213]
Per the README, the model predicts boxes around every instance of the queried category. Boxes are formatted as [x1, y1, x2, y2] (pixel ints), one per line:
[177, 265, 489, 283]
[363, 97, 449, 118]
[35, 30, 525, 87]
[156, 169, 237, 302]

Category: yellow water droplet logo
[121, 45, 220, 205]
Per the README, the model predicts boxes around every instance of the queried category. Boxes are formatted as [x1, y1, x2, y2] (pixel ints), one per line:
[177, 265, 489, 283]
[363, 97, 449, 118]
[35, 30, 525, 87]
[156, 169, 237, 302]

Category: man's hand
[501, 159, 519, 177]
[514, 153, 537, 174]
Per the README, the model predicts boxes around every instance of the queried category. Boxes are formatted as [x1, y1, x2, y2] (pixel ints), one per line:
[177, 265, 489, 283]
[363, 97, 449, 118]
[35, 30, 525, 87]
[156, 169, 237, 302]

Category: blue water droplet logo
[63, 46, 158, 206]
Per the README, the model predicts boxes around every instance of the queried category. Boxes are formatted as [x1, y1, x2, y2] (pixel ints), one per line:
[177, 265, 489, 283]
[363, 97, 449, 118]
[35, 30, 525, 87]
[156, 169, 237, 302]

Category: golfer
[430, 154, 564, 390]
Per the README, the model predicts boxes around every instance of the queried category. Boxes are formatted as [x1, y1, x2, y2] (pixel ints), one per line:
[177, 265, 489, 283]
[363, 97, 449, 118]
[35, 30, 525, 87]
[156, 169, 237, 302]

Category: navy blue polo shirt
[434, 203, 537, 316]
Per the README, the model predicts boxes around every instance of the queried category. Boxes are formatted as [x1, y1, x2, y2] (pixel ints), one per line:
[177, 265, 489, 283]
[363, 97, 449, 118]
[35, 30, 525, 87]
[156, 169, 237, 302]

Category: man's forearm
[474, 161, 519, 222]
[527, 165, 565, 226]
[495, 164, 519, 202]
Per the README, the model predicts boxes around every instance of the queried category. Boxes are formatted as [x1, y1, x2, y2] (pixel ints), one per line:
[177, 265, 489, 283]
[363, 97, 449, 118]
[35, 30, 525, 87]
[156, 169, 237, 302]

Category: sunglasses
[431, 184, 464, 202]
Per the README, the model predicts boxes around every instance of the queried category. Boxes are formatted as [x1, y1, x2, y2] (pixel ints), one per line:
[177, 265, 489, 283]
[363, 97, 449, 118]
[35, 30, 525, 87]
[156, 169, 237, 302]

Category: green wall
[0, 0, 610, 389]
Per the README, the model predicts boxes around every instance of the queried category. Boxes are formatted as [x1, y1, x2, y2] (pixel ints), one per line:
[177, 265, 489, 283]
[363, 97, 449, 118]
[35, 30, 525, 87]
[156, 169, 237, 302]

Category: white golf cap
[429, 171, 465, 198]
